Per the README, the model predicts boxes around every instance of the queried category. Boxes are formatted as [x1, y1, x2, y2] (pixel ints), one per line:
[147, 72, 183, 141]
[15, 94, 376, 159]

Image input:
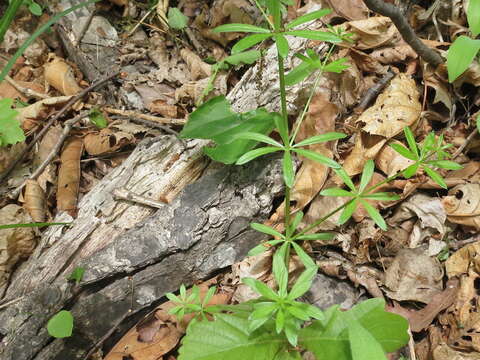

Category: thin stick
[354, 69, 395, 113]
[0, 72, 118, 185]
[74, 10, 96, 47]
[8, 112, 89, 199]
[5, 75, 49, 100]
[362, 0, 444, 68]
[452, 127, 478, 159]
[102, 106, 186, 125]
[113, 187, 167, 208]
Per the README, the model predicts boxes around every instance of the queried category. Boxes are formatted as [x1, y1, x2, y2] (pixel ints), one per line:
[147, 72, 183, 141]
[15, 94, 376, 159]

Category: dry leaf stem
[0, 72, 118, 185]
[5, 75, 49, 100]
[362, 0, 444, 67]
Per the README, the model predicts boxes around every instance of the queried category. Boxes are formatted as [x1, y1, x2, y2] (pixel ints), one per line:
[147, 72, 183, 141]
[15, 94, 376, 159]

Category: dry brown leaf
[0, 204, 36, 287]
[109, 0, 128, 6]
[370, 42, 418, 64]
[150, 100, 178, 118]
[24, 179, 46, 222]
[17, 96, 71, 128]
[0, 142, 26, 174]
[442, 184, 480, 230]
[302, 188, 349, 231]
[346, 16, 400, 50]
[342, 132, 386, 178]
[84, 129, 135, 156]
[57, 137, 83, 214]
[0, 80, 45, 101]
[323, 0, 367, 20]
[44, 54, 82, 96]
[376, 140, 415, 176]
[180, 48, 212, 81]
[384, 248, 443, 304]
[433, 344, 480, 360]
[445, 241, 480, 278]
[446, 161, 480, 183]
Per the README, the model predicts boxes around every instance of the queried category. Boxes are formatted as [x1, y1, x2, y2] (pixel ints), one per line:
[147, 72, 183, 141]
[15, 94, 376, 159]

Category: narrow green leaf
[291, 242, 316, 268]
[389, 143, 417, 160]
[168, 7, 188, 30]
[28, 2, 42, 16]
[251, 223, 285, 238]
[251, 303, 278, 319]
[447, 36, 480, 82]
[242, 278, 279, 300]
[248, 239, 284, 256]
[468, 0, 480, 37]
[236, 146, 281, 165]
[294, 132, 346, 147]
[213, 23, 271, 33]
[180, 284, 187, 299]
[232, 33, 272, 54]
[403, 163, 419, 178]
[47, 310, 74, 338]
[361, 192, 400, 201]
[276, 309, 285, 333]
[423, 166, 447, 189]
[285, 9, 332, 29]
[289, 211, 304, 233]
[334, 168, 356, 192]
[235, 132, 283, 147]
[338, 200, 358, 225]
[284, 30, 342, 43]
[224, 50, 262, 66]
[283, 150, 295, 188]
[285, 61, 315, 86]
[275, 34, 290, 58]
[287, 305, 310, 321]
[203, 286, 216, 306]
[428, 160, 463, 170]
[359, 160, 374, 193]
[323, 57, 350, 73]
[0, 222, 68, 230]
[293, 148, 340, 168]
[477, 114, 480, 134]
[284, 317, 300, 347]
[273, 250, 288, 296]
[296, 233, 335, 241]
[360, 200, 387, 231]
[403, 127, 418, 156]
[166, 292, 181, 303]
[266, 0, 281, 29]
[320, 188, 355, 197]
[274, 114, 289, 145]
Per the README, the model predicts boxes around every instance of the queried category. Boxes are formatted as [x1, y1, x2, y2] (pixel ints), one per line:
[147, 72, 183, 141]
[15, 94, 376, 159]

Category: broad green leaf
[389, 143, 417, 160]
[360, 200, 387, 231]
[285, 9, 332, 29]
[284, 317, 300, 346]
[224, 50, 262, 66]
[299, 298, 409, 358]
[47, 310, 74, 338]
[283, 150, 295, 188]
[294, 132, 346, 147]
[0, 98, 24, 146]
[180, 96, 276, 164]
[348, 320, 387, 360]
[447, 36, 480, 82]
[251, 223, 285, 238]
[404, 126, 418, 156]
[320, 188, 355, 197]
[275, 34, 289, 58]
[284, 30, 342, 43]
[168, 7, 188, 30]
[338, 199, 357, 225]
[28, 1, 42, 16]
[287, 263, 317, 299]
[359, 160, 374, 193]
[423, 166, 447, 189]
[293, 148, 340, 168]
[323, 57, 350, 73]
[291, 241, 316, 268]
[248, 239, 284, 256]
[214, 24, 271, 33]
[250, 302, 278, 320]
[428, 160, 463, 170]
[285, 61, 315, 86]
[334, 168, 356, 191]
[403, 163, 419, 178]
[232, 33, 272, 54]
[178, 313, 286, 360]
[236, 146, 281, 164]
[361, 192, 400, 201]
[296, 233, 335, 241]
[166, 292, 181, 303]
[67, 267, 85, 285]
[88, 107, 107, 129]
[234, 132, 283, 147]
[242, 278, 279, 300]
[468, 0, 480, 37]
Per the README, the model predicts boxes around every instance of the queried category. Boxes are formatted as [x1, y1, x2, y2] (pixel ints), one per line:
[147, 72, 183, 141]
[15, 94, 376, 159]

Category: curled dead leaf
[442, 184, 480, 230]
[445, 241, 480, 278]
[346, 16, 400, 50]
[17, 96, 72, 130]
[24, 179, 46, 222]
[57, 137, 83, 214]
[44, 54, 82, 96]
[376, 140, 416, 176]
[180, 48, 212, 81]
[84, 129, 135, 156]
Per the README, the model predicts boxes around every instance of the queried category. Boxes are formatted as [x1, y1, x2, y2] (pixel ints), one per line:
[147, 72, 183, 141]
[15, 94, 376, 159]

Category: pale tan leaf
[24, 179, 46, 222]
[346, 16, 400, 50]
[44, 55, 82, 96]
[445, 241, 480, 278]
[442, 184, 480, 230]
[375, 140, 416, 176]
[180, 48, 212, 81]
[324, 0, 368, 20]
[84, 129, 135, 156]
[57, 137, 83, 214]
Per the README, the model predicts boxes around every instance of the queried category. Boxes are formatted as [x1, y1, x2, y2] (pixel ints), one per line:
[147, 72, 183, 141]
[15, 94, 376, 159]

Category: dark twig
[355, 69, 395, 113]
[362, 0, 444, 68]
[74, 10, 96, 47]
[0, 72, 119, 185]
[452, 127, 478, 159]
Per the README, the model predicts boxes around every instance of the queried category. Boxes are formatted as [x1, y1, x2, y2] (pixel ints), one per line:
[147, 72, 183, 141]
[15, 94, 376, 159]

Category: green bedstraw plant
[168, 2, 464, 359]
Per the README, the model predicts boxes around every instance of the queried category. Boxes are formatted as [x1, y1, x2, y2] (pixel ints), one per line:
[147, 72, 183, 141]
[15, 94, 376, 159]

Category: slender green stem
[289, 45, 336, 147]
[253, 0, 275, 30]
[0, 0, 24, 46]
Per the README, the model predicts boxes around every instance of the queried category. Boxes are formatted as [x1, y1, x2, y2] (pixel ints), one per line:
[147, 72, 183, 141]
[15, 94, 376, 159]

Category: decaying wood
[0, 6, 328, 359]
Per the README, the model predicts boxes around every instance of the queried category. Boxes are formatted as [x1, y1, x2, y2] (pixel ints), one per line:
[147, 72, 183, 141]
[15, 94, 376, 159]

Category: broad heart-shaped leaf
[468, 0, 480, 37]
[180, 96, 276, 164]
[447, 36, 480, 83]
[0, 98, 25, 146]
[168, 7, 188, 30]
[178, 313, 287, 360]
[47, 310, 74, 338]
[348, 321, 387, 360]
[299, 298, 409, 360]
